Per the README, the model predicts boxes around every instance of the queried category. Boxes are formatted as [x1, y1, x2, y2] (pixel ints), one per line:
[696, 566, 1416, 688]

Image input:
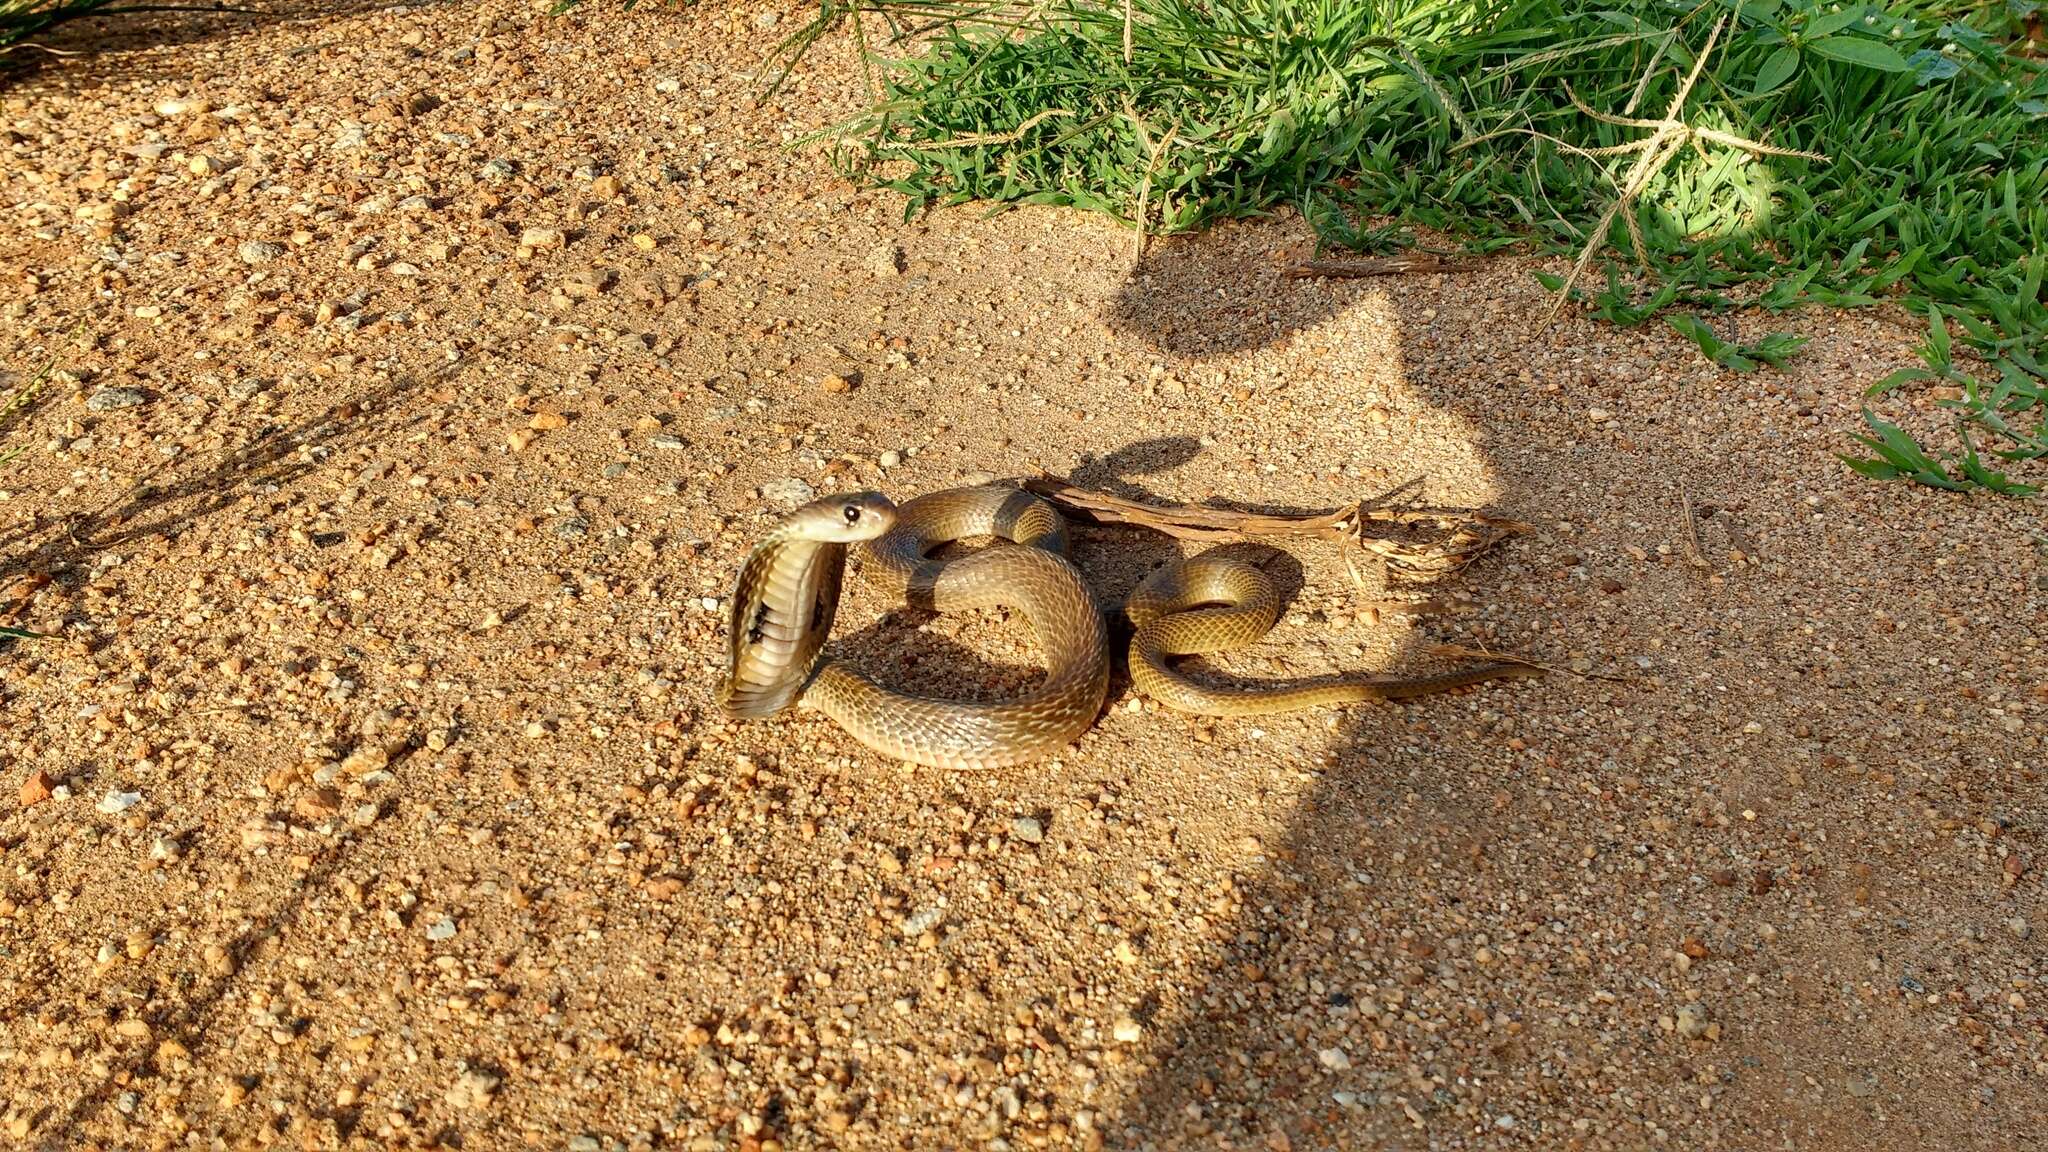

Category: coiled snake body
[718, 487, 1535, 770]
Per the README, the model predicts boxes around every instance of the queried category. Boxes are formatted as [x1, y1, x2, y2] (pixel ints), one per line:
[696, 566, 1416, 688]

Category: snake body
[718, 486, 1536, 770]
[720, 487, 1109, 770]
[1125, 551, 1540, 713]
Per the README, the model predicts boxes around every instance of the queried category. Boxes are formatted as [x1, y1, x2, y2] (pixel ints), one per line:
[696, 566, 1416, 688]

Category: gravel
[235, 240, 284, 265]
[0, 5, 2039, 1151]
[761, 477, 817, 505]
[84, 387, 148, 411]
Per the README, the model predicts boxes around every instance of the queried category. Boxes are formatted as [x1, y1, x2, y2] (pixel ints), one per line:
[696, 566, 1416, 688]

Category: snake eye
[843, 504, 862, 524]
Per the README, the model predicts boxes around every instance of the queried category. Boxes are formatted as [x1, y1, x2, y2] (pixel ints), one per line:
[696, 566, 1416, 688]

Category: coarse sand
[0, 3, 2043, 1150]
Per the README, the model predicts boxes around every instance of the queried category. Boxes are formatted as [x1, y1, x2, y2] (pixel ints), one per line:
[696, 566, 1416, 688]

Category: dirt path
[1, 3, 2042, 1149]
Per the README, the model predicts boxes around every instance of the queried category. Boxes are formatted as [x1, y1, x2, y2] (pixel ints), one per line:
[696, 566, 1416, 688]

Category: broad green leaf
[1908, 49, 1961, 85]
[1803, 8, 1869, 40]
[1752, 45, 1800, 95]
[1867, 367, 1935, 395]
[1838, 452, 1906, 481]
[1926, 307, 1952, 364]
[1808, 35, 1915, 73]
[1935, 22, 1993, 54]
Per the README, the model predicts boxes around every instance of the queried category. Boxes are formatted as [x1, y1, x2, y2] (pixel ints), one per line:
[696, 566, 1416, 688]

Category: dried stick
[1432, 643, 1629, 682]
[1678, 483, 1713, 570]
[1023, 475, 1526, 577]
[1286, 255, 1486, 279]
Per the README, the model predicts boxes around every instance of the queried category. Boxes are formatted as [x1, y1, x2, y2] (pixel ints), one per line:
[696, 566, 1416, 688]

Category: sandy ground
[1, 2, 2044, 1150]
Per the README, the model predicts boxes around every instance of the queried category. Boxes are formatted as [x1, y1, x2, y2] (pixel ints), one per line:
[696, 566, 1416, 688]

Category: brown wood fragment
[1022, 475, 1525, 578]
[1284, 255, 1486, 280]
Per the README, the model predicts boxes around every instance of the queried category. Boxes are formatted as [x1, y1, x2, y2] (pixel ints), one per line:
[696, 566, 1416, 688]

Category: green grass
[0, 349, 40, 632]
[2, 0, 277, 55]
[1664, 313, 1809, 370]
[2, 0, 122, 50]
[0, 351, 55, 468]
[798, 0, 2047, 494]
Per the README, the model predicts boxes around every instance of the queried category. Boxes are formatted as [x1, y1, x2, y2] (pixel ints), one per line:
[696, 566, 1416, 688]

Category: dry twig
[1024, 475, 1525, 578]
[1286, 255, 1486, 279]
[1678, 484, 1713, 570]
[1431, 643, 1629, 682]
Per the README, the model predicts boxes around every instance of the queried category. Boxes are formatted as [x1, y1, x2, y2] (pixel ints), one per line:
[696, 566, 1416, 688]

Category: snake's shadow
[826, 527, 1315, 706]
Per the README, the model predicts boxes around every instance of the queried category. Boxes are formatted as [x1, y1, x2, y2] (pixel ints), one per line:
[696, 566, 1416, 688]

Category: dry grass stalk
[1541, 16, 1827, 319]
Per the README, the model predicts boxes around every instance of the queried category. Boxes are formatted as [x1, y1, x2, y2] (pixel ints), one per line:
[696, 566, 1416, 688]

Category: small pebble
[1010, 816, 1044, 844]
[97, 790, 142, 815]
[1675, 1002, 1711, 1039]
[443, 1068, 500, 1110]
[237, 240, 284, 265]
[86, 387, 149, 412]
[761, 478, 815, 506]
[425, 917, 457, 942]
[19, 770, 55, 808]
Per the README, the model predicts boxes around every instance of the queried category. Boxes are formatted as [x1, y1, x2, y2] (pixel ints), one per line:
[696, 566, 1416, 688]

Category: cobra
[718, 487, 1537, 770]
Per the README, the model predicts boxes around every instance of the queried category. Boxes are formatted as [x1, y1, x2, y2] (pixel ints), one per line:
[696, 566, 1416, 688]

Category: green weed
[0, 352, 54, 469]
[1840, 409, 2038, 494]
[807, 0, 2047, 494]
[1665, 314, 1809, 371]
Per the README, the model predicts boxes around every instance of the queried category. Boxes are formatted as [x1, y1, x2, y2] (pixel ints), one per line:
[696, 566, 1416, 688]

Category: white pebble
[97, 790, 142, 814]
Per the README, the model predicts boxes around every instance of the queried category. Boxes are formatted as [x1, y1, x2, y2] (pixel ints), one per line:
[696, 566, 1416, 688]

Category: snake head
[785, 491, 897, 542]
[716, 491, 898, 720]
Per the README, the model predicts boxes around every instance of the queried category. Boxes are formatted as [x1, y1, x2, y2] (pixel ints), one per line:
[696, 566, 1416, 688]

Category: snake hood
[719, 491, 897, 719]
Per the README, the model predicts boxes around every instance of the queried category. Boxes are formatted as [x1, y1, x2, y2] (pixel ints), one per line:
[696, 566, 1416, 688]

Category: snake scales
[718, 486, 1537, 770]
